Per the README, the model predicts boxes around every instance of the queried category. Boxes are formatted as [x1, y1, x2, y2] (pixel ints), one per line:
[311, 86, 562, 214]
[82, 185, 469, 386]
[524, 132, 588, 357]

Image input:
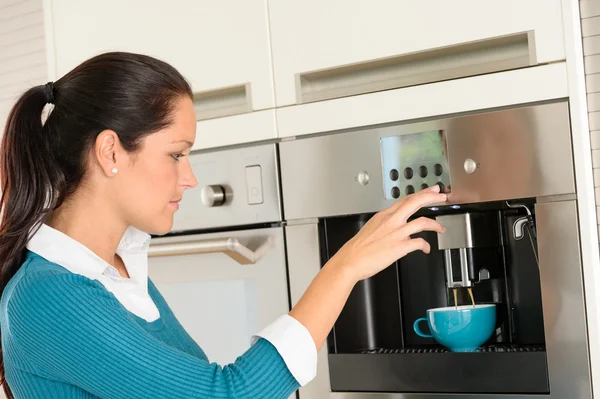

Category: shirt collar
[26, 224, 152, 291]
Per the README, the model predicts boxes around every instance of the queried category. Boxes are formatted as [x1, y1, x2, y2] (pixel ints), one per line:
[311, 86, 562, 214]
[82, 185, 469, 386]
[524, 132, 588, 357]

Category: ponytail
[0, 84, 66, 398]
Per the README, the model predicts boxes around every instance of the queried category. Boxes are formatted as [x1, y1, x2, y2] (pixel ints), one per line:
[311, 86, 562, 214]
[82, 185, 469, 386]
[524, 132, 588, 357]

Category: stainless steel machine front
[280, 100, 593, 399]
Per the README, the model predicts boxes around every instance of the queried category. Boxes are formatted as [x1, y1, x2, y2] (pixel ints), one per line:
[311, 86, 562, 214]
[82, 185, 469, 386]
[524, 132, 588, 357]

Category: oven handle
[147, 236, 274, 265]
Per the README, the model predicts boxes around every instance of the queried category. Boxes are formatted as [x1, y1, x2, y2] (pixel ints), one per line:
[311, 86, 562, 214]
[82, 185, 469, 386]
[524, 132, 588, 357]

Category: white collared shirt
[26, 224, 317, 386]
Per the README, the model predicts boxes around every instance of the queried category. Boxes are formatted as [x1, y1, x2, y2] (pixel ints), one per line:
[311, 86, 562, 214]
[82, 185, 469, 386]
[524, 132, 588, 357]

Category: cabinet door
[268, 0, 565, 107]
[47, 0, 277, 148]
[148, 227, 290, 366]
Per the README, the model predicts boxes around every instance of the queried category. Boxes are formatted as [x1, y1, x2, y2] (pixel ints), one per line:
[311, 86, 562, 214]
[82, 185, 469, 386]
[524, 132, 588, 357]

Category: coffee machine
[280, 100, 592, 398]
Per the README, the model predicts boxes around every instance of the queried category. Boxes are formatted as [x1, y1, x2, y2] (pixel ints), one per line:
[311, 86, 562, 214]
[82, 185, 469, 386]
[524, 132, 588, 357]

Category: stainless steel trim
[286, 201, 593, 398]
[148, 236, 274, 265]
[285, 223, 334, 399]
[443, 248, 472, 288]
[443, 249, 454, 289]
[537, 193, 578, 203]
[436, 214, 475, 249]
[286, 218, 319, 226]
[533, 200, 592, 398]
[459, 247, 471, 288]
[279, 101, 576, 221]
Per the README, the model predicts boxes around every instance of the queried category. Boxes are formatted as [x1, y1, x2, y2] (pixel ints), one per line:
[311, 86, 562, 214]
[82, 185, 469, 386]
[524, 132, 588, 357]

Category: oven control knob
[201, 185, 226, 207]
[464, 158, 478, 174]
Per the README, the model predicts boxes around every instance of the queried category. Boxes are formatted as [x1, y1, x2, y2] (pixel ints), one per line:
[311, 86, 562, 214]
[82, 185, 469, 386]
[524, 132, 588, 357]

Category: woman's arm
[290, 185, 447, 350]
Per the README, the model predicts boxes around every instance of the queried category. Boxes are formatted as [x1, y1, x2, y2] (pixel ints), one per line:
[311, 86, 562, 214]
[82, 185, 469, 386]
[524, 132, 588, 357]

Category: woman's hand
[329, 184, 447, 282]
[289, 185, 447, 351]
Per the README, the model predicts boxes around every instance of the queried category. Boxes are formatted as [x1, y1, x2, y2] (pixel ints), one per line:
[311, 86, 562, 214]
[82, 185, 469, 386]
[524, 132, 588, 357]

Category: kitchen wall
[581, 1, 600, 238]
[0, 0, 48, 128]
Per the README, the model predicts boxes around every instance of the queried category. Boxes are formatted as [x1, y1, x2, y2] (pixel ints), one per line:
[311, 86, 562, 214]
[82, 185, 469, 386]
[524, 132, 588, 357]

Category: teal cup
[413, 304, 496, 352]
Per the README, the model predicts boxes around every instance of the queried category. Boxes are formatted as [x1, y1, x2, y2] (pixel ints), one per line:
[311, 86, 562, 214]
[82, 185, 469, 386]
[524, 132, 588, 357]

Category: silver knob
[357, 171, 370, 186]
[464, 158, 478, 174]
[201, 185, 226, 207]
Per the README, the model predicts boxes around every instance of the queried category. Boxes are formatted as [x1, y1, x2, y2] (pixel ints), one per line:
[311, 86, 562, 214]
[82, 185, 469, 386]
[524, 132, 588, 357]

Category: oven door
[147, 226, 290, 369]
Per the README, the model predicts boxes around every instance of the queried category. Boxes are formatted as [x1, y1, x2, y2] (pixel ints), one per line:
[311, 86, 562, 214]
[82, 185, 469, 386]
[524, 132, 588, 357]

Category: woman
[0, 52, 446, 398]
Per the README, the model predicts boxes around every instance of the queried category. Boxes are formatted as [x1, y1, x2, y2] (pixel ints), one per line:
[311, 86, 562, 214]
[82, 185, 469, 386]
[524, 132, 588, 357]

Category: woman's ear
[94, 130, 122, 177]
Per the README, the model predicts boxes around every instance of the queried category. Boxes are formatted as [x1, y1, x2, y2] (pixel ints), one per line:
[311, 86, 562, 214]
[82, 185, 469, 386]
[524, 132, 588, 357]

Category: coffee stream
[452, 287, 476, 309]
[467, 287, 475, 307]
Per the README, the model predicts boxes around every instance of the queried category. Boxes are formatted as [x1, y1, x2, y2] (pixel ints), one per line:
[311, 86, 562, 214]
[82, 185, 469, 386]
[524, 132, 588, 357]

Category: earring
[111, 167, 118, 175]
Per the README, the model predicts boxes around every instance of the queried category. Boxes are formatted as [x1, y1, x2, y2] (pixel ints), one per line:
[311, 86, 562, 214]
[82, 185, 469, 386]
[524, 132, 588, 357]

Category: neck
[48, 189, 127, 271]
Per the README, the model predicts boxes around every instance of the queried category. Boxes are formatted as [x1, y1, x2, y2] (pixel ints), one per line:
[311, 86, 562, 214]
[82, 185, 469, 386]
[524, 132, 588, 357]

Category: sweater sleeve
[7, 272, 300, 399]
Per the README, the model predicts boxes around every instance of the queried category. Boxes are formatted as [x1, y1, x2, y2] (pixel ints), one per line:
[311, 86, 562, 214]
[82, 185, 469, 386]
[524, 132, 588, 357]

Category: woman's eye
[171, 153, 184, 161]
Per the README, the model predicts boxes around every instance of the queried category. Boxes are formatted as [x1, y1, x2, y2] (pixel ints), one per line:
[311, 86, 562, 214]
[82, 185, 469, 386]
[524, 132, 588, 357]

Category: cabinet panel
[268, 0, 565, 107]
[49, 0, 276, 116]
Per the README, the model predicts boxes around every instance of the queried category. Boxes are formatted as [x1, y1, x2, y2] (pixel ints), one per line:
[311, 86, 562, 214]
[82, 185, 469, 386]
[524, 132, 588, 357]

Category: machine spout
[444, 248, 473, 288]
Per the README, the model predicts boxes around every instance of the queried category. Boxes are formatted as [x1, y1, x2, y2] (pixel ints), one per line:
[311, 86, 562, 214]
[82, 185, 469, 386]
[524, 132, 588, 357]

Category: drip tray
[361, 344, 545, 354]
[328, 345, 549, 394]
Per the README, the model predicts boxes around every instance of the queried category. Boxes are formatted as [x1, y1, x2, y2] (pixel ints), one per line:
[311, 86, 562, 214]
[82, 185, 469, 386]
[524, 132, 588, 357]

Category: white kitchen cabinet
[45, 0, 277, 149]
[267, 0, 566, 107]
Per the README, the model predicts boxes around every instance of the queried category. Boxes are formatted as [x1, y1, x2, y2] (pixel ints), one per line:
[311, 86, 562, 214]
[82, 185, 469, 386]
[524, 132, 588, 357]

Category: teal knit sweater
[0, 252, 300, 398]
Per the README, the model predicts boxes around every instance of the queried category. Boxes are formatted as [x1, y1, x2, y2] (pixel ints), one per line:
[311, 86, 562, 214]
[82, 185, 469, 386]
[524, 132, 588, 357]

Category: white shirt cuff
[252, 314, 317, 386]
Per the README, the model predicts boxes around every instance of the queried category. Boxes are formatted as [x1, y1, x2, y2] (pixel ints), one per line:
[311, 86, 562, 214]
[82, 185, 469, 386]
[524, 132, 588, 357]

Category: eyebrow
[171, 140, 194, 148]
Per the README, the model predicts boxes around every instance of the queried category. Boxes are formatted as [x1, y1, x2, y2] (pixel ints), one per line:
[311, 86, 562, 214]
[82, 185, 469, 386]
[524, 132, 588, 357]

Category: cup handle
[413, 317, 433, 338]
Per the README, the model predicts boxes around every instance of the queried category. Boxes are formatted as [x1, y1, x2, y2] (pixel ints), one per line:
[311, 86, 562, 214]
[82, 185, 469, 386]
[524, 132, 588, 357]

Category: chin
[144, 218, 174, 236]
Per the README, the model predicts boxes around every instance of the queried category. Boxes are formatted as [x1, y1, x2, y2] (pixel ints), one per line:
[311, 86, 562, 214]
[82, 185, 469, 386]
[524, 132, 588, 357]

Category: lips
[169, 198, 182, 210]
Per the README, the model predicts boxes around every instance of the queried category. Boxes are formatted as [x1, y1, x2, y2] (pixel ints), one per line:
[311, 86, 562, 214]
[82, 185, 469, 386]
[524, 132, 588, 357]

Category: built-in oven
[147, 143, 294, 395]
[280, 101, 593, 398]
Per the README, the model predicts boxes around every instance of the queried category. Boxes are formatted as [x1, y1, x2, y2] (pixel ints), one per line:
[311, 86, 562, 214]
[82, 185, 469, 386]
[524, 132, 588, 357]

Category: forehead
[147, 97, 197, 144]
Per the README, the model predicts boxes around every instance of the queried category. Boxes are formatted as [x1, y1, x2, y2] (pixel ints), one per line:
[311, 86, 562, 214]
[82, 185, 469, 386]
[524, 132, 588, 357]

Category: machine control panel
[381, 130, 451, 200]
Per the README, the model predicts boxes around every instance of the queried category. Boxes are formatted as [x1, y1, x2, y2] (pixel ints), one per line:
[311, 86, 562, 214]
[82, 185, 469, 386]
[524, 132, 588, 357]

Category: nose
[181, 158, 198, 189]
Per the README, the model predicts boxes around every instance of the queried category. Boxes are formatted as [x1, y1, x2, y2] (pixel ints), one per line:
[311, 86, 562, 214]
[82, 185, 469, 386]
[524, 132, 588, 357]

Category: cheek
[125, 161, 178, 208]
[154, 163, 178, 186]
[149, 162, 179, 202]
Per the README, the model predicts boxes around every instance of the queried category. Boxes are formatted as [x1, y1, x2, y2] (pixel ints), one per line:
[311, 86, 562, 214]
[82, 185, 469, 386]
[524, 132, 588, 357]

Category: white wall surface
[0, 0, 47, 134]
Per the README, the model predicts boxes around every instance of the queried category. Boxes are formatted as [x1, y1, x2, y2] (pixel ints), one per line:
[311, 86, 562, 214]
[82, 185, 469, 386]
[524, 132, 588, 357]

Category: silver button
[357, 171, 370, 185]
[464, 159, 478, 174]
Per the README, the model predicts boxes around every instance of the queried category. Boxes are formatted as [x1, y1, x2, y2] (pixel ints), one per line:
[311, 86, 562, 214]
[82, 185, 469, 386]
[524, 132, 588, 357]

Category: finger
[392, 189, 447, 222]
[383, 185, 442, 216]
[397, 217, 445, 238]
[398, 237, 431, 257]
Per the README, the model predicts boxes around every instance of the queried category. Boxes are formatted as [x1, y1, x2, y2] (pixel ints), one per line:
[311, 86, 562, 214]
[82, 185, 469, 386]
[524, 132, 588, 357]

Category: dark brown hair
[0, 52, 192, 398]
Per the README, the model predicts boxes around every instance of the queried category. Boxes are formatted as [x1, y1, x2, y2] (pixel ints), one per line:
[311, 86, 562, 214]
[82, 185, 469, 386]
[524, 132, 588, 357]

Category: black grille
[360, 345, 545, 354]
